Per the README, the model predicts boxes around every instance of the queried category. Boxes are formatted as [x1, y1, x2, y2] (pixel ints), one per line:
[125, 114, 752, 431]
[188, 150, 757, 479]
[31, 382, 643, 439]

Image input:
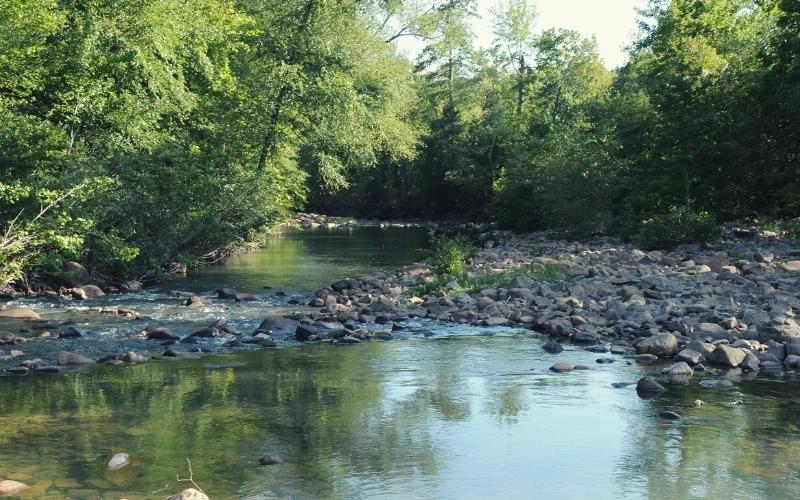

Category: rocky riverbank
[285, 221, 800, 380]
[3, 219, 800, 385]
[288, 212, 483, 230]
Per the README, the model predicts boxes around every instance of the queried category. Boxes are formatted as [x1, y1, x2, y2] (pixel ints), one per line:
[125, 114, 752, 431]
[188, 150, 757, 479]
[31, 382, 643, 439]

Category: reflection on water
[1, 336, 799, 498]
[1, 228, 800, 498]
[185, 227, 431, 293]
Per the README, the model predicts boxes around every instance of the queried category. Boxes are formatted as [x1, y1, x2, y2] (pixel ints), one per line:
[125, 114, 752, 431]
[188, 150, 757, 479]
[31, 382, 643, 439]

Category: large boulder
[256, 317, 298, 336]
[780, 260, 800, 272]
[0, 307, 41, 320]
[706, 345, 747, 367]
[63, 261, 90, 286]
[81, 285, 105, 298]
[757, 319, 800, 343]
[635, 333, 678, 357]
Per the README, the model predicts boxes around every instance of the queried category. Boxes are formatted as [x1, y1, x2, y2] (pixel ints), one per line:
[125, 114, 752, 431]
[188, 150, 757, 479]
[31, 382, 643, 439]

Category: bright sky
[396, 0, 648, 68]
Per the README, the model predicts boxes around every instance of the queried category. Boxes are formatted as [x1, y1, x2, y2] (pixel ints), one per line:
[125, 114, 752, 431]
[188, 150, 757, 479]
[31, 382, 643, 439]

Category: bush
[425, 231, 477, 276]
[636, 207, 721, 250]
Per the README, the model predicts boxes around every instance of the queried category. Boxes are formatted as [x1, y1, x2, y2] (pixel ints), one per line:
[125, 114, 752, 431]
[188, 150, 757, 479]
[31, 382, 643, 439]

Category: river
[1, 227, 799, 499]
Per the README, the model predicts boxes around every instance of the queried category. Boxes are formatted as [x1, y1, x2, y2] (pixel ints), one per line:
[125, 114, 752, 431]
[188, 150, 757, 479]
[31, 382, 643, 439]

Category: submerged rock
[56, 351, 94, 365]
[636, 377, 666, 397]
[542, 340, 563, 354]
[549, 362, 574, 373]
[107, 452, 130, 470]
[657, 411, 682, 420]
[259, 454, 281, 465]
[0, 480, 30, 496]
[699, 378, 734, 389]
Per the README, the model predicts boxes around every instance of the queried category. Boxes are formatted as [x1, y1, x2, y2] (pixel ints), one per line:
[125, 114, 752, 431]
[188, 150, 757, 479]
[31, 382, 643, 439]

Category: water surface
[1, 228, 799, 499]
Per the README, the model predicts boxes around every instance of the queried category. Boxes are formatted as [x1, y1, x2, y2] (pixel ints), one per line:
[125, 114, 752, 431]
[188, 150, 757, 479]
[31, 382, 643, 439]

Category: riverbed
[1, 228, 799, 498]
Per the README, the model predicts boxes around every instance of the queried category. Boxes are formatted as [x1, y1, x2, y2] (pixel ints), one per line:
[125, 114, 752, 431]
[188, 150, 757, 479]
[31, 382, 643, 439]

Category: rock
[259, 454, 281, 465]
[107, 452, 130, 470]
[549, 362, 574, 373]
[757, 320, 800, 343]
[234, 293, 257, 302]
[0, 480, 30, 496]
[81, 285, 105, 298]
[657, 411, 682, 420]
[596, 357, 615, 364]
[216, 288, 237, 299]
[542, 340, 563, 354]
[635, 332, 678, 357]
[574, 364, 590, 370]
[693, 399, 705, 407]
[190, 327, 219, 338]
[34, 365, 60, 373]
[0, 332, 16, 345]
[120, 280, 143, 292]
[5, 366, 29, 375]
[63, 261, 90, 286]
[56, 351, 94, 365]
[785, 355, 800, 369]
[706, 344, 747, 367]
[686, 340, 716, 355]
[167, 488, 209, 500]
[666, 361, 693, 377]
[636, 377, 666, 397]
[58, 326, 82, 339]
[184, 296, 207, 307]
[163, 349, 179, 357]
[0, 307, 41, 320]
[753, 249, 774, 263]
[676, 349, 703, 365]
[146, 327, 179, 341]
[780, 260, 800, 272]
[699, 378, 734, 388]
[257, 317, 299, 336]
[295, 324, 317, 342]
[633, 353, 658, 363]
[121, 352, 147, 364]
[740, 351, 760, 372]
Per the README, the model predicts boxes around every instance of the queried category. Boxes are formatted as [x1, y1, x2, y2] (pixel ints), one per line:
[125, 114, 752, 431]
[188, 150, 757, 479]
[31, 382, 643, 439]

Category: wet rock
[0, 332, 16, 345]
[57, 351, 94, 365]
[542, 340, 563, 354]
[707, 345, 747, 367]
[573, 364, 590, 370]
[0, 307, 41, 320]
[5, 366, 29, 375]
[635, 333, 678, 357]
[107, 453, 130, 470]
[234, 293, 257, 302]
[190, 327, 219, 338]
[633, 354, 658, 363]
[257, 317, 299, 336]
[699, 378, 734, 388]
[259, 454, 281, 466]
[120, 280, 142, 292]
[184, 296, 207, 307]
[611, 382, 634, 388]
[676, 349, 703, 365]
[58, 326, 82, 339]
[216, 288, 237, 299]
[596, 357, 615, 364]
[665, 361, 693, 377]
[167, 488, 209, 500]
[339, 335, 362, 344]
[785, 355, 800, 369]
[295, 324, 317, 342]
[0, 480, 30, 496]
[636, 377, 666, 397]
[549, 362, 574, 373]
[35, 365, 61, 373]
[121, 352, 147, 364]
[146, 327, 179, 341]
[741, 351, 760, 372]
[657, 411, 682, 420]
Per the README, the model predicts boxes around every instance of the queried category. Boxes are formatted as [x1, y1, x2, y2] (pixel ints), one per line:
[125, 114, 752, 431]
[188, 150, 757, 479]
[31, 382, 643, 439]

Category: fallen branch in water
[176, 457, 205, 494]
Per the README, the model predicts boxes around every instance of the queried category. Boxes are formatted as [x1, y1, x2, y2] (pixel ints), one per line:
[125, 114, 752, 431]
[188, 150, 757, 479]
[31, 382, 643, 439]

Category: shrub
[425, 231, 477, 276]
[636, 207, 721, 250]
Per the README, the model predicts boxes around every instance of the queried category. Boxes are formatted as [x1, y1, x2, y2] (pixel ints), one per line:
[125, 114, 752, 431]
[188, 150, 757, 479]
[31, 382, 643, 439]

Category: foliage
[409, 262, 568, 297]
[636, 207, 722, 250]
[424, 231, 477, 276]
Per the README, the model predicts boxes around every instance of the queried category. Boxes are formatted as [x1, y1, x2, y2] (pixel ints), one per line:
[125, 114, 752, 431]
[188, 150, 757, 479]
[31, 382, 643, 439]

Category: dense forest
[1, 0, 798, 284]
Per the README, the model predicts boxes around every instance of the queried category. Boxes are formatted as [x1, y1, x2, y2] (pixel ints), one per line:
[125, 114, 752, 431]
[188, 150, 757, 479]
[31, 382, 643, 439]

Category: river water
[1, 228, 799, 499]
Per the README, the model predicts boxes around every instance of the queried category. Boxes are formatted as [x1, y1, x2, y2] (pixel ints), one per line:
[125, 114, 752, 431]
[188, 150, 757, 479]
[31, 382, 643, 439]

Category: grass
[407, 262, 570, 297]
